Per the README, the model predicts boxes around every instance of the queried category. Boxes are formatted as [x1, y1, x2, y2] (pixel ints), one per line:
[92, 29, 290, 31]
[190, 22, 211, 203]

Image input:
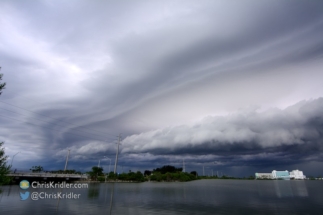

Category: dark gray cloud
[0, 0, 323, 176]
[122, 98, 323, 155]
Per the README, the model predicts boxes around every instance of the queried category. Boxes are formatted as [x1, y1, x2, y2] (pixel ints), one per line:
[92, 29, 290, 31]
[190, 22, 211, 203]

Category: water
[1, 180, 322, 214]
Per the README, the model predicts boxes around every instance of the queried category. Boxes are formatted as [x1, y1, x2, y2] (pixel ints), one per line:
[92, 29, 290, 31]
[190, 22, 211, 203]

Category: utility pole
[203, 165, 205, 176]
[64, 149, 70, 172]
[108, 158, 111, 173]
[114, 134, 121, 174]
[183, 159, 185, 172]
[104, 157, 111, 173]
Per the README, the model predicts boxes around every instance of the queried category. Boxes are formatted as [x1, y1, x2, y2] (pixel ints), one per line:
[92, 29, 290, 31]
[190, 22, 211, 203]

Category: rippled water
[1, 180, 322, 214]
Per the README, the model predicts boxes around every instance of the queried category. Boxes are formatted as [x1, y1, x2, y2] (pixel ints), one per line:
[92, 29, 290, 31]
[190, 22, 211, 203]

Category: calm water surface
[0, 180, 322, 215]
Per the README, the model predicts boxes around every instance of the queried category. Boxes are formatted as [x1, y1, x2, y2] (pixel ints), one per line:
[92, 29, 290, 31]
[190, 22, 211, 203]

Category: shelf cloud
[122, 98, 323, 157]
[1, 0, 323, 176]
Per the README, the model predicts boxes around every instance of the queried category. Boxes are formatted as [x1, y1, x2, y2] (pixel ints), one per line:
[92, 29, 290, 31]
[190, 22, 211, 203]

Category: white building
[255, 169, 306, 180]
[289, 170, 306, 179]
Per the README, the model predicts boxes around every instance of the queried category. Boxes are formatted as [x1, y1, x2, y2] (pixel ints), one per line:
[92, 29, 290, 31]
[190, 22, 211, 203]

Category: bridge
[8, 172, 88, 182]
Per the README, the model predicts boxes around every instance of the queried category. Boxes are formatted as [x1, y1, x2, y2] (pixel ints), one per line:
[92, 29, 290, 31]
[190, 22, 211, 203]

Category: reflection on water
[274, 180, 293, 198]
[0, 180, 322, 215]
[291, 181, 308, 197]
[256, 180, 309, 199]
[88, 183, 100, 199]
[109, 184, 114, 215]
[273, 180, 308, 198]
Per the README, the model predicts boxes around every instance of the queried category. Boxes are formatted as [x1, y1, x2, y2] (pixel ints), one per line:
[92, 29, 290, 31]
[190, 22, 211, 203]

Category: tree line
[0, 72, 10, 192]
[85, 165, 197, 182]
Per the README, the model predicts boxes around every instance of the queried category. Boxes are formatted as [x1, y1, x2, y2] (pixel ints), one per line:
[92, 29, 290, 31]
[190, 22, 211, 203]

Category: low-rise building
[272, 170, 290, 180]
[255, 169, 306, 180]
[289, 170, 306, 179]
[255, 173, 273, 179]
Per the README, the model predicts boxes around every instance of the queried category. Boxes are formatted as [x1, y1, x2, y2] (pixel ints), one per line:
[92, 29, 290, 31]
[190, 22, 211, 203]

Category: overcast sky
[1, 0, 323, 176]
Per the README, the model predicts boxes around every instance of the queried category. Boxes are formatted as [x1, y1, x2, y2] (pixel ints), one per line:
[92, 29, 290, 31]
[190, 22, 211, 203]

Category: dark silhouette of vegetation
[0, 72, 10, 192]
[144, 170, 152, 176]
[0, 142, 11, 188]
[30, 166, 44, 172]
[106, 171, 145, 182]
[118, 171, 145, 182]
[141, 165, 198, 182]
[97, 176, 106, 182]
[307, 176, 318, 180]
[49, 169, 82, 174]
[198, 174, 256, 180]
[150, 171, 196, 182]
[153, 165, 183, 174]
[199, 175, 227, 179]
[0, 70, 6, 95]
[190, 171, 198, 177]
[247, 175, 255, 180]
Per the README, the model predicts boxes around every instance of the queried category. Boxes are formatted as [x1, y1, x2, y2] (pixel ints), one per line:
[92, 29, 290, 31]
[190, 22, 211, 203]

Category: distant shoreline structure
[255, 169, 306, 180]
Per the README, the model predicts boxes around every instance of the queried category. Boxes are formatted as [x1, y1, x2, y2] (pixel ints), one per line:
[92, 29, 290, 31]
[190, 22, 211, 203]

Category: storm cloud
[123, 98, 323, 156]
[0, 0, 323, 176]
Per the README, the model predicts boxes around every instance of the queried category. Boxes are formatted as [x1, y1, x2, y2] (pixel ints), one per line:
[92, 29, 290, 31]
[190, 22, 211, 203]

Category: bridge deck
[8, 173, 88, 179]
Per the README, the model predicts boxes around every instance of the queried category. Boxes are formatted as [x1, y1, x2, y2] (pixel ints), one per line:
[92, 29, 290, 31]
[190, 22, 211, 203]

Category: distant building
[289, 170, 306, 179]
[255, 169, 306, 180]
[272, 170, 290, 180]
[255, 173, 273, 179]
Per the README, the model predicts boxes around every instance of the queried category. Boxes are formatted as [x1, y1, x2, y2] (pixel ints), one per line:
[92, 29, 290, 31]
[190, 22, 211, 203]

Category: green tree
[150, 172, 162, 181]
[0, 142, 11, 187]
[87, 166, 104, 181]
[130, 171, 145, 182]
[107, 171, 117, 180]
